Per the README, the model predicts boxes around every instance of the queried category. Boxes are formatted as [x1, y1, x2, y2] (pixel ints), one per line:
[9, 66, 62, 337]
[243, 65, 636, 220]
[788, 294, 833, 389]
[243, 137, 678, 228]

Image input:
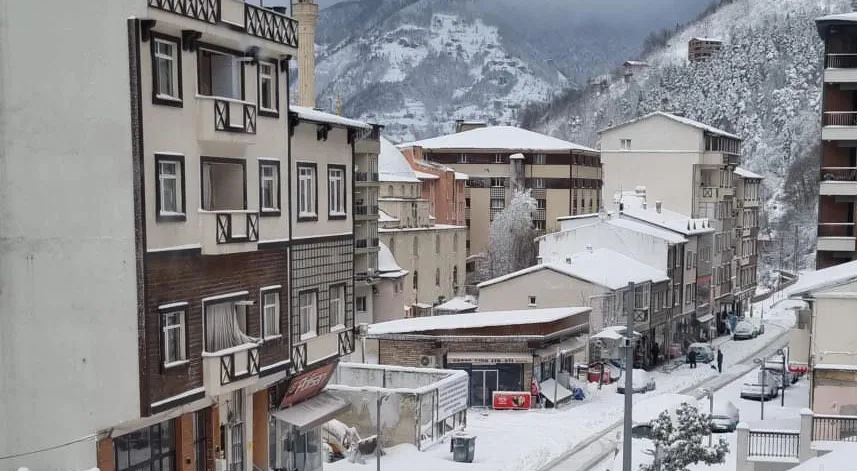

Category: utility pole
[622, 282, 636, 471]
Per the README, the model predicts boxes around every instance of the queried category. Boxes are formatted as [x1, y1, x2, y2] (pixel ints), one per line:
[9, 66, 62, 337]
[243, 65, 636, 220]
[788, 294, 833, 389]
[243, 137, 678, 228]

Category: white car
[740, 382, 778, 401]
[733, 321, 758, 340]
[617, 369, 656, 394]
[710, 401, 740, 433]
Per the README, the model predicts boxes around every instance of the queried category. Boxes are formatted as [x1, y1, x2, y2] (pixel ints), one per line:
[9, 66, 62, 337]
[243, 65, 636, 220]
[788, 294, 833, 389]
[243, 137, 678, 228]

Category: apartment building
[600, 111, 744, 322]
[733, 167, 762, 302]
[398, 145, 468, 226]
[399, 124, 601, 256]
[688, 37, 723, 62]
[379, 139, 467, 313]
[815, 13, 857, 268]
[0, 2, 368, 471]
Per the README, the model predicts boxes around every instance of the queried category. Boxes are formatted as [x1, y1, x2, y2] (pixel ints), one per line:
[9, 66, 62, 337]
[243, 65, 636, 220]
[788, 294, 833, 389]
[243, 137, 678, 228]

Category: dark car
[685, 343, 715, 364]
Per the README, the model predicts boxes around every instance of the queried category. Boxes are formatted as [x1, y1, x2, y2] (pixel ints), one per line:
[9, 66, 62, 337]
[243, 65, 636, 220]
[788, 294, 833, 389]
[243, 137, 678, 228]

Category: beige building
[600, 111, 746, 322]
[688, 37, 723, 62]
[378, 139, 467, 315]
[399, 124, 601, 256]
[733, 167, 762, 301]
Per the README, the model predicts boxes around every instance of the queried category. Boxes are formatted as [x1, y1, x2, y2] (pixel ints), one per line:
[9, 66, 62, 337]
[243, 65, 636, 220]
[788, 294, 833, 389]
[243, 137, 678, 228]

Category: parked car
[732, 321, 758, 340]
[686, 343, 716, 364]
[710, 400, 740, 433]
[617, 369, 656, 394]
[740, 380, 778, 401]
[630, 394, 698, 439]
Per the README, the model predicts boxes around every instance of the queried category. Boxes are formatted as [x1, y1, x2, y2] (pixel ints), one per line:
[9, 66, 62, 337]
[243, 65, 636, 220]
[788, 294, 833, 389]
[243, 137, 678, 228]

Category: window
[537, 199, 546, 209]
[494, 154, 505, 164]
[413, 236, 419, 255]
[387, 185, 393, 195]
[533, 154, 546, 165]
[329, 284, 345, 329]
[259, 161, 280, 214]
[533, 220, 546, 231]
[453, 266, 459, 288]
[155, 154, 185, 221]
[533, 178, 546, 189]
[258, 61, 278, 115]
[114, 420, 175, 471]
[413, 271, 419, 290]
[152, 36, 182, 106]
[458, 154, 469, 164]
[200, 159, 246, 211]
[490, 178, 505, 187]
[620, 139, 631, 150]
[529, 296, 537, 307]
[673, 285, 680, 307]
[356, 296, 367, 313]
[297, 163, 317, 220]
[161, 307, 187, 367]
[465, 197, 471, 208]
[192, 411, 209, 471]
[685, 284, 693, 305]
[435, 268, 440, 286]
[453, 233, 459, 251]
[328, 165, 346, 218]
[261, 289, 280, 339]
[298, 291, 317, 340]
[436, 234, 441, 253]
[491, 198, 505, 209]
[198, 48, 242, 99]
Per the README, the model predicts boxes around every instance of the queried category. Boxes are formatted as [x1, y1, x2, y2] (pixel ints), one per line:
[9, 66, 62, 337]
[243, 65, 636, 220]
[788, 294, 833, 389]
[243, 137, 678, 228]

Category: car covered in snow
[710, 400, 740, 433]
[629, 393, 698, 439]
[732, 321, 758, 340]
[685, 343, 715, 364]
[617, 369, 656, 394]
[740, 375, 779, 401]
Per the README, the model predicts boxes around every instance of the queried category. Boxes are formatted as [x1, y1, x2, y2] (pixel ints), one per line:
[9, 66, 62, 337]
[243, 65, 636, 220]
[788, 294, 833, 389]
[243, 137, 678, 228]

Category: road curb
[538, 326, 792, 471]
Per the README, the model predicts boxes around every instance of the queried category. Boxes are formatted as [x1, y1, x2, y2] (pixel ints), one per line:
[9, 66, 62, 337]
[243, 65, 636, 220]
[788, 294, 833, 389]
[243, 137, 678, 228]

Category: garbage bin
[452, 433, 476, 463]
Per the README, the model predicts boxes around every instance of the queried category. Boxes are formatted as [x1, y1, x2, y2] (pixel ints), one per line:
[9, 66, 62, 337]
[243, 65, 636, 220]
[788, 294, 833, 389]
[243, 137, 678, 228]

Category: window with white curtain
[299, 291, 317, 339]
[329, 285, 345, 329]
[261, 290, 280, 339]
[328, 166, 345, 215]
[260, 163, 279, 212]
[162, 309, 186, 366]
[298, 164, 316, 217]
[204, 300, 256, 352]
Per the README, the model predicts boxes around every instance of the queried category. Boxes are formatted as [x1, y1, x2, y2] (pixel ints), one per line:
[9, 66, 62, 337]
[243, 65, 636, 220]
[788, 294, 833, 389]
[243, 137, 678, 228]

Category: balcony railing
[355, 205, 379, 216]
[215, 211, 259, 243]
[370, 237, 379, 247]
[700, 186, 719, 200]
[202, 342, 260, 396]
[214, 98, 256, 134]
[826, 53, 857, 69]
[813, 414, 857, 441]
[824, 111, 857, 126]
[355, 171, 379, 183]
[355, 238, 367, 249]
[747, 430, 800, 458]
[821, 167, 857, 182]
[356, 124, 382, 142]
[818, 222, 855, 238]
[244, 3, 298, 48]
[148, 0, 218, 24]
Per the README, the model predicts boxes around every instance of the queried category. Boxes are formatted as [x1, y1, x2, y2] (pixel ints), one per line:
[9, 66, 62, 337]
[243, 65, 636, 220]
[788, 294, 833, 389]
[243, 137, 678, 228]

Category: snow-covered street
[330, 297, 798, 471]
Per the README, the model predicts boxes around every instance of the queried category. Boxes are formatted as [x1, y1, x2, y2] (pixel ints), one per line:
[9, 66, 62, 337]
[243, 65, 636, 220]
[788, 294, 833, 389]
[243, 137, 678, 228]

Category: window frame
[620, 139, 631, 150]
[114, 420, 176, 471]
[259, 159, 281, 216]
[296, 162, 318, 222]
[533, 154, 546, 165]
[260, 286, 282, 341]
[528, 296, 537, 307]
[151, 33, 183, 107]
[257, 60, 279, 117]
[328, 283, 346, 331]
[159, 303, 189, 369]
[155, 154, 187, 222]
[327, 164, 347, 220]
[196, 44, 245, 101]
[298, 289, 318, 340]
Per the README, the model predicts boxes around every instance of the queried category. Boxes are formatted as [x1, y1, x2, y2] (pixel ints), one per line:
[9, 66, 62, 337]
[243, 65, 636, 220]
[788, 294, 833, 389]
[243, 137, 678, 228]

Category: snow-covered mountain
[523, 0, 848, 273]
[309, 0, 715, 142]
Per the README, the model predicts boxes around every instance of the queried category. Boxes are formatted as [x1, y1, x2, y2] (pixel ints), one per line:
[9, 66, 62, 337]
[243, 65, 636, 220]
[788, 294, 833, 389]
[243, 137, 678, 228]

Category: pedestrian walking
[688, 349, 697, 369]
[717, 348, 724, 373]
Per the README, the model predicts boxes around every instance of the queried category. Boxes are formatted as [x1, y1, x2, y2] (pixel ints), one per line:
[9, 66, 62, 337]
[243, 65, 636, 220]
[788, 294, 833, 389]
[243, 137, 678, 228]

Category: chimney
[509, 153, 525, 192]
[293, 0, 319, 108]
[656, 201, 662, 213]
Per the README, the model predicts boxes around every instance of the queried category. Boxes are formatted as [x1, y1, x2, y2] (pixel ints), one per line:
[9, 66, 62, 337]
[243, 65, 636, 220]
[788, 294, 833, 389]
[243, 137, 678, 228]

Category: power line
[0, 434, 97, 461]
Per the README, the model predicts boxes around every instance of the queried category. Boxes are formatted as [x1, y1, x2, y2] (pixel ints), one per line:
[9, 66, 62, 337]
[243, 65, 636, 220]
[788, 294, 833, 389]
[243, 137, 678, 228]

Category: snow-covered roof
[289, 105, 371, 130]
[791, 442, 857, 470]
[615, 191, 714, 236]
[599, 111, 740, 140]
[605, 217, 688, 244]
[434, 297, 478, 312]
[378, 209, 398, 223]
[454, 171, 468, 180]
[367, 307, 590, 336]
[817, 12, 857, 39]
[400, 126, 597, 153]
[379, 137, 421, 183]
[414, 170, 439, 180]
[377, 242, 405, 274]
[734, 166, 763, 180]
[813, 364, 857, 372]
[690, 37, 723, 42]
[624, 60, 649, 67]
[478, 248, 669, 291]
[787, 260, 857, 299]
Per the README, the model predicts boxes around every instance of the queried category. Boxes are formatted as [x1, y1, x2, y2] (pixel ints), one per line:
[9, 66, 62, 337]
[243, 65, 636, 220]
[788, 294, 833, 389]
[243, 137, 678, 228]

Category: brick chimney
[293, 0, 318, 108]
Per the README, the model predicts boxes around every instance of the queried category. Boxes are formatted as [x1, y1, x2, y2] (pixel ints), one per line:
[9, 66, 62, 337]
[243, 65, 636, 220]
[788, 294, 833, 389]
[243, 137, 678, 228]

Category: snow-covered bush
[484, 189, 538, 279]
[640, 402, 728, 471]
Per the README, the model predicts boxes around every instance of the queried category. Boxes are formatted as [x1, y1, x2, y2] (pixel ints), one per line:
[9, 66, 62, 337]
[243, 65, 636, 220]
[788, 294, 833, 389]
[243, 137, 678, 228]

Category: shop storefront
[269, 360, 349, 471]
[445, 352, 529, 408]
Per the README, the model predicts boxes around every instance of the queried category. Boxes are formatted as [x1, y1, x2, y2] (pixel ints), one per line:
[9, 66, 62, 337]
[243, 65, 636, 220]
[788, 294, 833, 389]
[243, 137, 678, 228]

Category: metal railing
[355, 205, 379, 216]
[824, 111, 857, 126]
[821, 167, 857, 182]
[244, 2, 298, 48]
[148, 0, 218, 23]
[747, 430, 800, 458]
[355, 171, 379, 183]
[813, 414, 857, 441]
[818, 222, 855, 238]
[826, 53, 857, 69]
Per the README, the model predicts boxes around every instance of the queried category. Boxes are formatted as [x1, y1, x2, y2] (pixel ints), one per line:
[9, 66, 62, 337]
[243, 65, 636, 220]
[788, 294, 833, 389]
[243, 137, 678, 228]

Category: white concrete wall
[812, 281, 857, 367]
[0, 2, 145, 469]
[601, 115, 703, 216]
[538, 222, 671, 271]
[478, 268, 608, 314]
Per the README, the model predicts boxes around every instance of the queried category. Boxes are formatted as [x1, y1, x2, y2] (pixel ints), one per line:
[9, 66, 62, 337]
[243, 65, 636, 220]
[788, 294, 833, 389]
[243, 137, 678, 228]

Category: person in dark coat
[688, 349, 697, 369]
[652, 342, 660, 366]
[717, 348, 724, 373]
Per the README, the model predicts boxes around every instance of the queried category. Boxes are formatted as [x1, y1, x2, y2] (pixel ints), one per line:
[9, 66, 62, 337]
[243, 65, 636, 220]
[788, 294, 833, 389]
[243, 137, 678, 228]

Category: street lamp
[753, 358, 766, 420]
[700, 388, 714, 446]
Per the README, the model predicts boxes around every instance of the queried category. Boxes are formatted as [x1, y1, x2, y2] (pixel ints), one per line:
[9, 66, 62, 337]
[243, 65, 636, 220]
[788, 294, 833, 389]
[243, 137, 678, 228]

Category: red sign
[492, 391, 532, 410]
[280, 360, 339, 408]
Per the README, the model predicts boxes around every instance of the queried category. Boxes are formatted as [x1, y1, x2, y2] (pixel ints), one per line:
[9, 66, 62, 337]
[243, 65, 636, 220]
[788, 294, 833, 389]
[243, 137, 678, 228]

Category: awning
[271, 392, 350, 433]
[535, 336, 587, 358]
[696, 314, 715, 323]
[447, 352, 533, 365]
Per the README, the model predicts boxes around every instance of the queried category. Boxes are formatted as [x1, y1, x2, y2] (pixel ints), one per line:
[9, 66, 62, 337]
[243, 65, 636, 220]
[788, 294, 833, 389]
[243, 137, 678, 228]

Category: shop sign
[492, 391, 532, 410]
[280, 360, 339, 408]
[437, 374, 469, 418]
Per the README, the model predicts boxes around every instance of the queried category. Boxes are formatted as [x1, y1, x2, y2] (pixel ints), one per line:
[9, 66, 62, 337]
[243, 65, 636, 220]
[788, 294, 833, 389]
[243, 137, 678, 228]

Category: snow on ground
[329, 300, 796, 471]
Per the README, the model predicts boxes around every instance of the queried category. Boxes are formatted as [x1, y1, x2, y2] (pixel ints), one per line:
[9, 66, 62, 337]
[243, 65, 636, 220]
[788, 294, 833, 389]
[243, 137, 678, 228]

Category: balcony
[698, 186, 720, 202]
[701, 151, 741, 167]
[241, 2, 298, 48]
[199, 210, 259, 255]
[820, 167, 857, 196]
[354, 237, 380, 253]
[292, 330, 354, 371]
[822, 112, 857, 140]
[355, 125, 382, 154]
[202, 342, 260, 397]
[825, 54, 857, 82]
[817, 222, 856, 252]
[197, 96, 257, 145]
[355, 204, 379, 220]
[147, 0, 218, 24]
[355, 171, 379, 185]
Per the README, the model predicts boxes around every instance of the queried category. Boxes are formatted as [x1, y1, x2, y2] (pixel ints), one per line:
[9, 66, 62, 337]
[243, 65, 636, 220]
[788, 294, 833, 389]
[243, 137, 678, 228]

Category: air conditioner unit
[418, 355, 437, 368]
